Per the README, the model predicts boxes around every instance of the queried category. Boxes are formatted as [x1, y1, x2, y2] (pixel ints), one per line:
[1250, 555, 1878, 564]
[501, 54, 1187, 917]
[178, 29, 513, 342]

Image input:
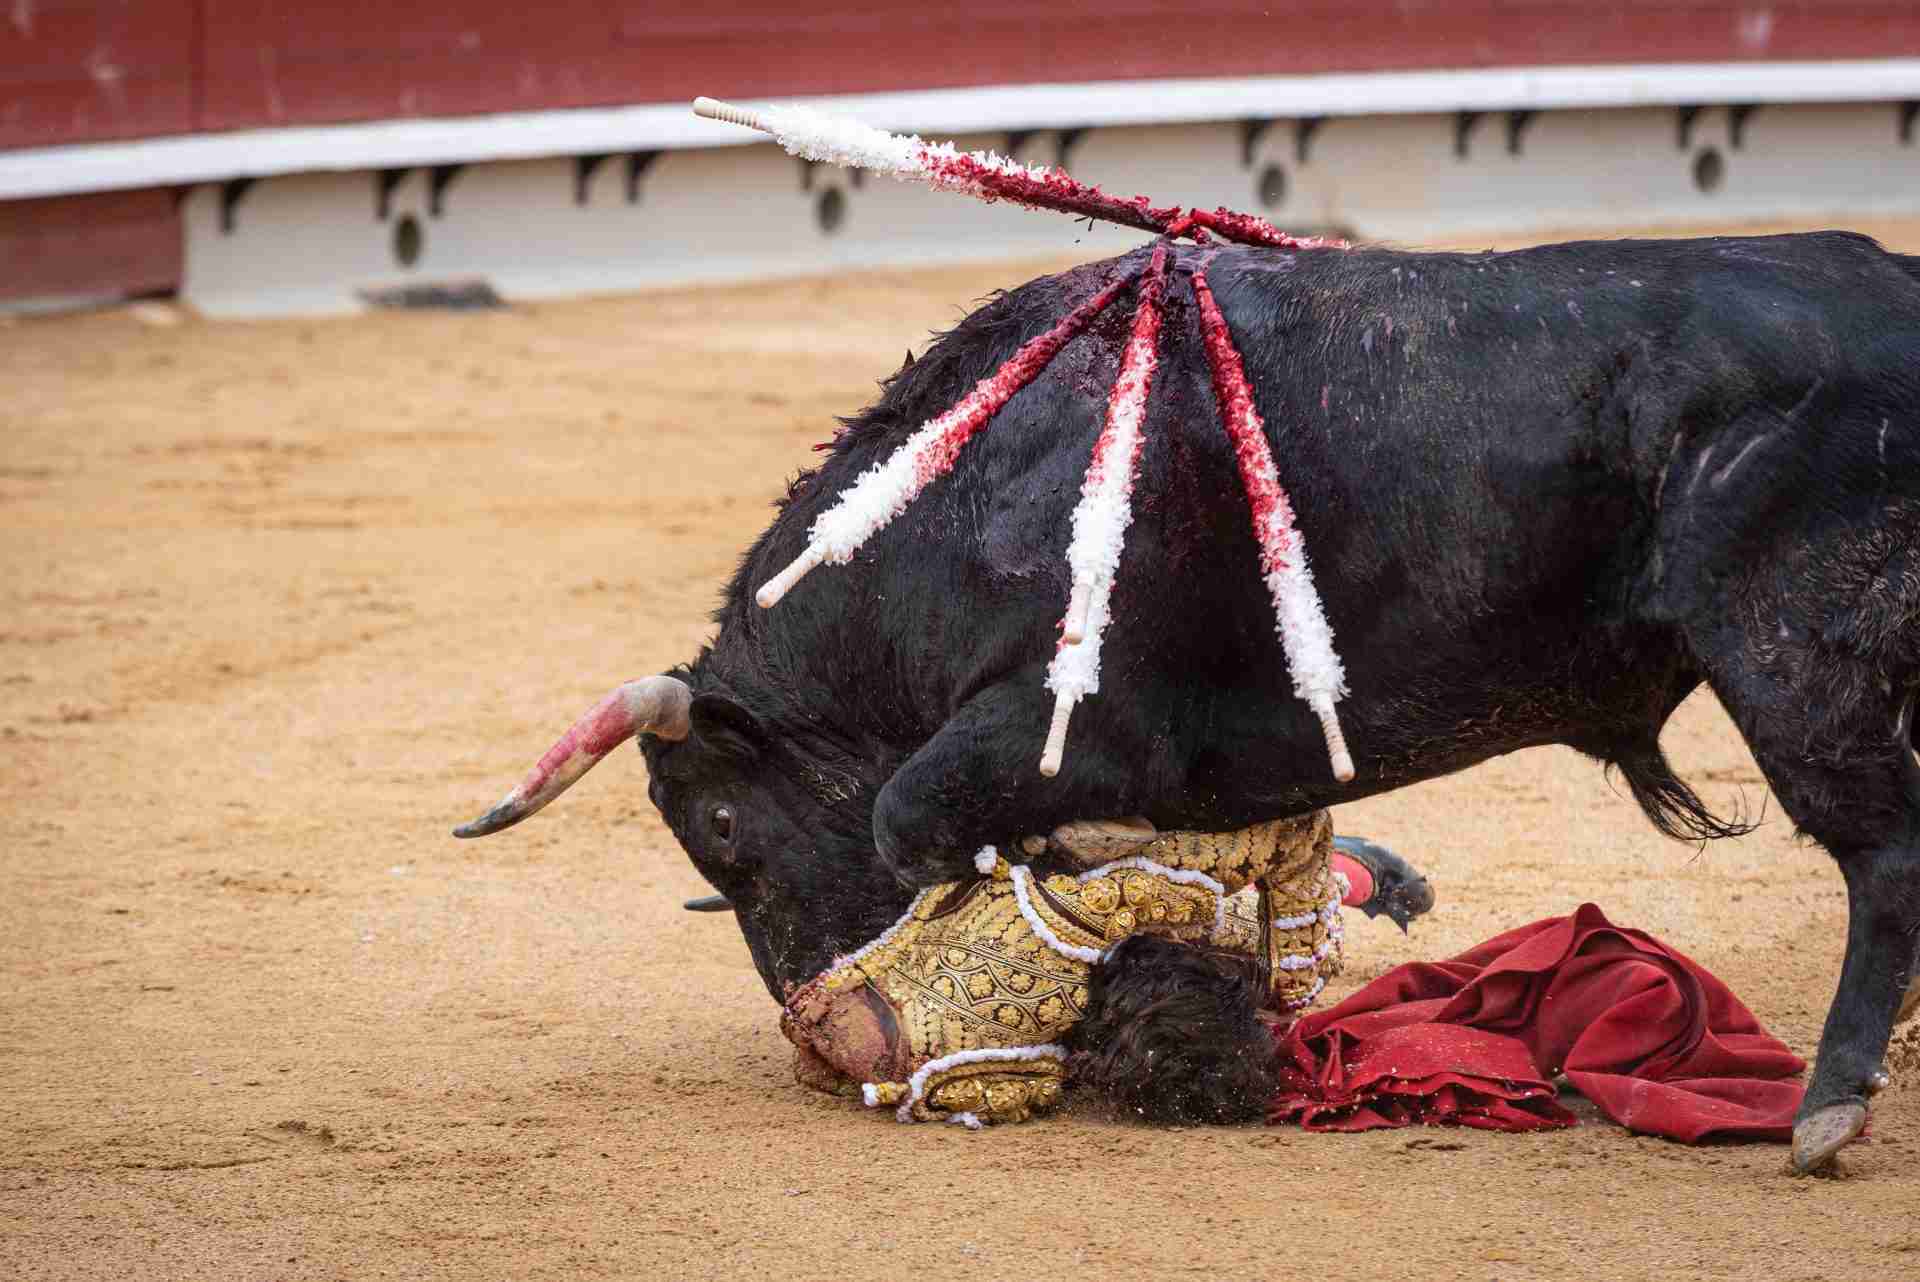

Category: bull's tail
[1605, 736, 1758, 843]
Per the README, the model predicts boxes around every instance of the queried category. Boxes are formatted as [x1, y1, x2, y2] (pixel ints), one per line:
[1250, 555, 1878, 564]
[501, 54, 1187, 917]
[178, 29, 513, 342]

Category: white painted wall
[180, 103, 1920, 318]
[15, 58, 1920, 200]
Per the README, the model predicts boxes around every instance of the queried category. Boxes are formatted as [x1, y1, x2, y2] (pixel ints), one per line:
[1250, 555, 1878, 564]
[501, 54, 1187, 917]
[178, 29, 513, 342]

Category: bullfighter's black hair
[1070, 934, 1279, 1125]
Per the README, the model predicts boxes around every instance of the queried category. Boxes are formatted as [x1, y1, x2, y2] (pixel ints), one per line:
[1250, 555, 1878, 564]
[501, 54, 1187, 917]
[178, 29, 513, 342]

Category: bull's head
[455, 675, 907, 1000]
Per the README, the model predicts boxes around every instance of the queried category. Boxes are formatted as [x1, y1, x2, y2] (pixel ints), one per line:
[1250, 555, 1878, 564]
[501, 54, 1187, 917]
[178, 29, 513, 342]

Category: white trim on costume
[1275, 934, 1341, 970]
[1284, 975, 1329, 1010]
[887, 1044, 1069, 1122]
[1010, 866, 1104, 964]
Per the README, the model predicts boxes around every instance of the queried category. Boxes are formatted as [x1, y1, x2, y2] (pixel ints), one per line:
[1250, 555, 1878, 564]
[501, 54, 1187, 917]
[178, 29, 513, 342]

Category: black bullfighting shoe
[1330, 835, 1435, 933]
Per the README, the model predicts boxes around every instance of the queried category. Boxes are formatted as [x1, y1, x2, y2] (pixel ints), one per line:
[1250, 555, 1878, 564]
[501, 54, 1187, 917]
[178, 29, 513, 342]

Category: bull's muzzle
[454, 676, 692, 838]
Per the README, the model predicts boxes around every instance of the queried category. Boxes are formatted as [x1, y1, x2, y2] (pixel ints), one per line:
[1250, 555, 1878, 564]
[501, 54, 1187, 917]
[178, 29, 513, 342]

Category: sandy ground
[6, 214, 1920, 1282]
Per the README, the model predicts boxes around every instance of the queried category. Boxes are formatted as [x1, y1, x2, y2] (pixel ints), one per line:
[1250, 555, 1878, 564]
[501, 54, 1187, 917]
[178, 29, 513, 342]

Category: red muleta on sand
[692, 97, 1354, 782]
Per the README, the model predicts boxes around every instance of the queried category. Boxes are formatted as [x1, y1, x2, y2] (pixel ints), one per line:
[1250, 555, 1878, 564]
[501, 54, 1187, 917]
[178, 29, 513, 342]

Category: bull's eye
[711, 806, 735, 845]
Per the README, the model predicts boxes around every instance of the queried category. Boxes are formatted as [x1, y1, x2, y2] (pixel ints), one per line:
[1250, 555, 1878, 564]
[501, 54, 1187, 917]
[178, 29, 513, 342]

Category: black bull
[461, 232, 1920, 1171]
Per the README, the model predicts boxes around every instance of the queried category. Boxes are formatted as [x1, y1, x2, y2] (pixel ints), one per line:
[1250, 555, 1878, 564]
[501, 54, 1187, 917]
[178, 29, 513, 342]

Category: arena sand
[6, 216, 1920, 1282]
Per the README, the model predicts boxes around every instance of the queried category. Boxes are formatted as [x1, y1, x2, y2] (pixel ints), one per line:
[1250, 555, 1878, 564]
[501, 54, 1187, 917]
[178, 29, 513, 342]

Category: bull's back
[733, 232, 1920, 826]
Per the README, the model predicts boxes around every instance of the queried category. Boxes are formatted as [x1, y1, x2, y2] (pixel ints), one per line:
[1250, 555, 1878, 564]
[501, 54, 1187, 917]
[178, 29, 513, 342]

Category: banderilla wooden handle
[756, 543, 827, 608]
[1039, 693, 1075, 777]
[693, 97, 773, 135]
[1311, 694, 1356, 783]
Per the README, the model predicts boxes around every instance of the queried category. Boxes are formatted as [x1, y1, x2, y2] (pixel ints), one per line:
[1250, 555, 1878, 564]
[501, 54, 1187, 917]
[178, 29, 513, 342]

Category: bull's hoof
[1790, 1100, 1868, 1175]
[1331, 835, 1436, 932]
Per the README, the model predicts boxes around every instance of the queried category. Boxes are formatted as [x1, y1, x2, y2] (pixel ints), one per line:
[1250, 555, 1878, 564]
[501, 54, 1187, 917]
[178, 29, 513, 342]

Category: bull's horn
[683, 894, 734, 913]
[453, 676, 692, 839]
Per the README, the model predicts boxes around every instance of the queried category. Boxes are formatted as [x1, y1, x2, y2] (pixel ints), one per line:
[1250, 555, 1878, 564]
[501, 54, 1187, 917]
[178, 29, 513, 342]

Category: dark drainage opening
[1257, 163, 1288, 210]
[1692, 147, 1725, 195]
[816, 187, 847, 235]
[392, 213, 424, 267]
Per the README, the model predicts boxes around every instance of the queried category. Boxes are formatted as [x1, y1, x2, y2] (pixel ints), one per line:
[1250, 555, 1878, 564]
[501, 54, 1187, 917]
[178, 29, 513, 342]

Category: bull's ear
[689, 693, 766, 761]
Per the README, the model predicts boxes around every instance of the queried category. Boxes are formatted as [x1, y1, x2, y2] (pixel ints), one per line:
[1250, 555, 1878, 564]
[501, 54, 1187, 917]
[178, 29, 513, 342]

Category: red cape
[1270, 903, 1806, 1140]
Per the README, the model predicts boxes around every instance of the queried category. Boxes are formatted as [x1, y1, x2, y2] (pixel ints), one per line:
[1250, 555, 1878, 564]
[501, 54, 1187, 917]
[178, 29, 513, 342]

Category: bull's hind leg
[1802, 831, 1920, 1169]
[1908, 703, 1920, 1025]
[1696, 637, 1920, 1173]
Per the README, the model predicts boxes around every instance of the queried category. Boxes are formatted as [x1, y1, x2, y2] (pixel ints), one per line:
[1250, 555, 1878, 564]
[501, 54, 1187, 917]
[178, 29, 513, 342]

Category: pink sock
[1330, 851, 1374, 907]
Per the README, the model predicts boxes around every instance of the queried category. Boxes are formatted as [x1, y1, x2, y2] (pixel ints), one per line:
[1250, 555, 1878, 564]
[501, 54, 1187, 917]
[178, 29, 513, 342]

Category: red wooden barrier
[0, 187, 180, 300]
[0, 0, 196, 150]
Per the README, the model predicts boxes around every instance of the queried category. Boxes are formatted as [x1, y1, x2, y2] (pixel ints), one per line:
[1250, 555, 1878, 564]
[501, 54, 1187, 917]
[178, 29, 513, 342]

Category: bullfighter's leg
[1696, 636, 1920, 1174]
[1047, 820, 1437, 930]
[1331, 835, 1437, 931]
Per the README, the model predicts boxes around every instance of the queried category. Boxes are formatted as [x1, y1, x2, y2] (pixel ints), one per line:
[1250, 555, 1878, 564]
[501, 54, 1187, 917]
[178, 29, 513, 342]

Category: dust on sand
[5, 217, 1920, 1282]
